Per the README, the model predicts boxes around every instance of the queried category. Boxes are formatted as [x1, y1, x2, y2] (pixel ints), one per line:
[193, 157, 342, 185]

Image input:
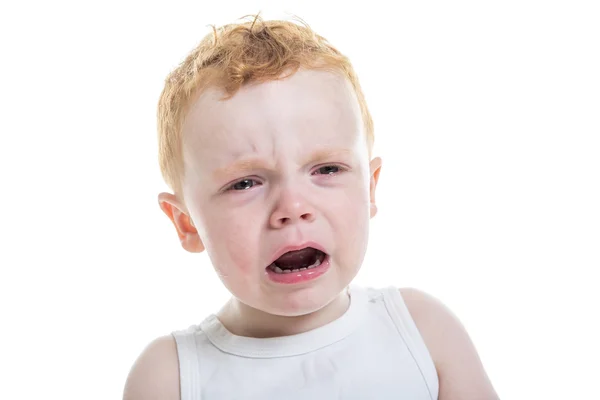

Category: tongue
[275, 248, 318, 269]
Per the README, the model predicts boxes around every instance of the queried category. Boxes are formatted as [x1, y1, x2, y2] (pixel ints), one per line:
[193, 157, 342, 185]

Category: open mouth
[267, 247, 327, 274]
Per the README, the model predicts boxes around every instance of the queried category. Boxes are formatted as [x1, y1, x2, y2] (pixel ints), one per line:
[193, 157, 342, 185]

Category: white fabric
[172, 286, 439, 399]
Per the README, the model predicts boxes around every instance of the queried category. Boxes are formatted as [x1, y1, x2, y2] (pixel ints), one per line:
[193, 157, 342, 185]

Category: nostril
[271, 211, 314, 227]
[301, 212, 314, 221]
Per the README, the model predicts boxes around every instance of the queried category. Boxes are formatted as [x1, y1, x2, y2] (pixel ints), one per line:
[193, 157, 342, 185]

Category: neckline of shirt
[199, 285, 367, 358]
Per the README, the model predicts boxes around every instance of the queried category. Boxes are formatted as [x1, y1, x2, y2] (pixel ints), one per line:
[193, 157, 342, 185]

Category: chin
[264, 282, 346, 318]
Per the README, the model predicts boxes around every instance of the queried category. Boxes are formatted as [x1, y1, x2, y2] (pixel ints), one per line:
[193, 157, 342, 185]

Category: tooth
[306, 258, 321, 269]
[283, 269, 291, 274]
[291, 268, 299, 272]
[274, 266, 283, 273]
[299, 267, 307, 271]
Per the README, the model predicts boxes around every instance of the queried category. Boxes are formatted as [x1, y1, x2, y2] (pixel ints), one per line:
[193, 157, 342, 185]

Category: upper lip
[268, 241, 328, 266]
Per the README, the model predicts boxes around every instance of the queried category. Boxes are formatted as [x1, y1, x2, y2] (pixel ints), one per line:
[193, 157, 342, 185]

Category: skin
[123, 68, 500, 400]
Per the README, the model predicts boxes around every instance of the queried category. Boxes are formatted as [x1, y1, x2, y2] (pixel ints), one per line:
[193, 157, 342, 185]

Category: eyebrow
[213, 148, 353, 180]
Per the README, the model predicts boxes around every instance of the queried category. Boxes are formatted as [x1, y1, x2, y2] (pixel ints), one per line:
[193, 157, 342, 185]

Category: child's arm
[401, 288, 500, 400]
[122, 335, 180, 400]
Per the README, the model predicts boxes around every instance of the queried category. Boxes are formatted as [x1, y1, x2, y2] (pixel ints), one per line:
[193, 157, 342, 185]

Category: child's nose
[269, 188, 316, 228]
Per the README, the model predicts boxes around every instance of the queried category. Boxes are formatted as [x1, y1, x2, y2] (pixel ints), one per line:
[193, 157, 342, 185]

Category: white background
[1, 1, 598, 399]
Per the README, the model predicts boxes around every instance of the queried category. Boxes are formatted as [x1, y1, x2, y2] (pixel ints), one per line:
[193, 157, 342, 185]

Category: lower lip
[265, 255, 331, 285]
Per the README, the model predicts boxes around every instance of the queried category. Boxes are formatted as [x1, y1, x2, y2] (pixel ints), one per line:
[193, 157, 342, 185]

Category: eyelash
[225, 164, 347, 192]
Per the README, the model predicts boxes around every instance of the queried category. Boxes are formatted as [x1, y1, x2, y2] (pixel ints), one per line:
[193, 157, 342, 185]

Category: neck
[217, 289, 350, 338]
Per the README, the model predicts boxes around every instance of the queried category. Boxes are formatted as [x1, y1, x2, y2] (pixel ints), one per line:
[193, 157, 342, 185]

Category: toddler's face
[178, 69, 381, 316]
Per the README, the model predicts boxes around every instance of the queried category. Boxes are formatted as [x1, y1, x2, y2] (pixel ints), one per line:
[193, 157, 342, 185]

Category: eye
[225, 165, 345, 192]
[227, 178, 259, 191]
[313, 165, 345, 175]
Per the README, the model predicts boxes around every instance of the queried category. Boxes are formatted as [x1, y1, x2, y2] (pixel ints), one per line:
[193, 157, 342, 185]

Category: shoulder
[122, 335, 180, 400]
[399, 288, 500, 400]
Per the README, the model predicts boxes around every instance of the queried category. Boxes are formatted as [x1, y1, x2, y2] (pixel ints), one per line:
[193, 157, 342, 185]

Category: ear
[369, 157, 382, 218]
[157, 192, 205, 253]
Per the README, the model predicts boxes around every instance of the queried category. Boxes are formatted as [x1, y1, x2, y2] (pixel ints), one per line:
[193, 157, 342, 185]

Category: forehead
[181, 69, 364, 171]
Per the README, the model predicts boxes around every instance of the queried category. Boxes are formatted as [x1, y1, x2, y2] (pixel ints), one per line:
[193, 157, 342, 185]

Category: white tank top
[172, 286, 439, 399]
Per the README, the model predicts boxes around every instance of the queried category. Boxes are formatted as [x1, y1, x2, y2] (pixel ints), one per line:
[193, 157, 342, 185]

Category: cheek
[333, 186, 371, 255]
[205, 211, 261, 274]
[339, 183, 370, 221]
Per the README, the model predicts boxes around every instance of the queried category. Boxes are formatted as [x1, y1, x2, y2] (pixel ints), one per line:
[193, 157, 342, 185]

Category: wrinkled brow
[212, 148, 353, 180]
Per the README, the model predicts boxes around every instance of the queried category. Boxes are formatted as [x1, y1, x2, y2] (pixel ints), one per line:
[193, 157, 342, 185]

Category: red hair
[157, 14, 374, 198]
